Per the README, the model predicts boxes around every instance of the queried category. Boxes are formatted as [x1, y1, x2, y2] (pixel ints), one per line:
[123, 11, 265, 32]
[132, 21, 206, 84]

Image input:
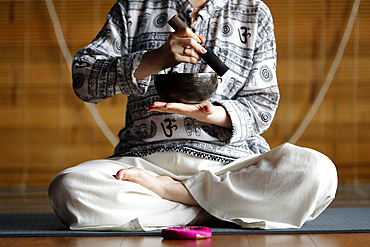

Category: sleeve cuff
[117, 50, 152, 96]
[214, 100, 254, 144]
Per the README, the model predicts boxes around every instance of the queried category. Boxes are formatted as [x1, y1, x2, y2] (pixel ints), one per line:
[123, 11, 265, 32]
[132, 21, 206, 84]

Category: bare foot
[115, 167, 199, 206]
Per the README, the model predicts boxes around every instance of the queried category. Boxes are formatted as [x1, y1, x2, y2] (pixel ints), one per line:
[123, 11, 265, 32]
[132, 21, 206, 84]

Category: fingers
[178, 27, 202, 43]
[197, 34, 207, 44]
[146, 101, 214, 116]
[171, 28, 207, 61]
[181, 46, 200, 62]
[184, 28, 206, 46]
[146, 102, 188, 115]
[146, 102, 179, 112]
[158, 27, 207, 68]
[178, 28, 207, 54]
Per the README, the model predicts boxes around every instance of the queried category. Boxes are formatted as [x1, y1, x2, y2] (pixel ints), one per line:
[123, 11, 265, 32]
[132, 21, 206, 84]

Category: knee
[281, 143, 338, 192]
[299, 147, 339, 219]
[296, 145, 338, 195]
[311, 150, 337, 186]
[48, 172, 72, 205]
[48, 172, 79, 226]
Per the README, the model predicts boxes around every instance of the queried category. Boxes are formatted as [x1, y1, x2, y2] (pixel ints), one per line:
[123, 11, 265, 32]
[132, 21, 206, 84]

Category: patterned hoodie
[72, 0, 279, 163]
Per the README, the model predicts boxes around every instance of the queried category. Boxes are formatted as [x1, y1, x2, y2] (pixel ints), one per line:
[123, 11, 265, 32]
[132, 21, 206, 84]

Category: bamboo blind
[0, 0, 369, 188]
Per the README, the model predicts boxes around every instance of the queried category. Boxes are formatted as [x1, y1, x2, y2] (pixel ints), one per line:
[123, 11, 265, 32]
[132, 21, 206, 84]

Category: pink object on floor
[161, 226, 212, 240]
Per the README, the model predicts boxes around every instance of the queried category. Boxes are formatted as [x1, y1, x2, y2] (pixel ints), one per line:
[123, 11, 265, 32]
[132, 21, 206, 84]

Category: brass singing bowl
[154, 73, 218, 103]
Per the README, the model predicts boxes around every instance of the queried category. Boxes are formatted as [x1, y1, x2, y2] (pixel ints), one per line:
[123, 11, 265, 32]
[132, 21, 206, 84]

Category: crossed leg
[116, 167, 199, 206]
[115, 167, 235, 227]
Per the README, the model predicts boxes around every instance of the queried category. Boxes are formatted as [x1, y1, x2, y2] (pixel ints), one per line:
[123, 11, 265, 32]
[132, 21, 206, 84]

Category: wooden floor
[0, 184, 369, 246]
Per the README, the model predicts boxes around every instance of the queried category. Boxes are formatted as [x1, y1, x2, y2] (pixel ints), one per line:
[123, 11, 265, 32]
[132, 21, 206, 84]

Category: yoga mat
[0, 208, 369, 237]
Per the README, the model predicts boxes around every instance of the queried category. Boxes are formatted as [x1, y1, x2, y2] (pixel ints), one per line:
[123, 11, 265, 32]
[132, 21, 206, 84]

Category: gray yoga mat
[0, 208, 369, 237]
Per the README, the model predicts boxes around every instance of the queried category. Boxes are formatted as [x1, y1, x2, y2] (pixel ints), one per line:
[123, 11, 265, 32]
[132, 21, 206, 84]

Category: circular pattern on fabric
[221, 22, 233, 37]
[113, 38, 121, 54]
[259, 111, 272, 125]
[259, 65, 273, 83]
[149, 120, 157, 138]
[153, 13, 168, 28]
[72, 73, 85, 89]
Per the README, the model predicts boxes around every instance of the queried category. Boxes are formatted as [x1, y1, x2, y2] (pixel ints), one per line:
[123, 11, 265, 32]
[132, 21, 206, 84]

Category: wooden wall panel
[0, 0, 369, 188]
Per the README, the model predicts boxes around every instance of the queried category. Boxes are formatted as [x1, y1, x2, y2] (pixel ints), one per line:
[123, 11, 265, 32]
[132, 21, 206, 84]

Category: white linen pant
[48, 143, 338, 231]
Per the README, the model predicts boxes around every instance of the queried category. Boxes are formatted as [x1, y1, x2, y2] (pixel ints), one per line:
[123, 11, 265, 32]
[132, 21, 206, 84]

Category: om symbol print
[238, 26, 251, 44]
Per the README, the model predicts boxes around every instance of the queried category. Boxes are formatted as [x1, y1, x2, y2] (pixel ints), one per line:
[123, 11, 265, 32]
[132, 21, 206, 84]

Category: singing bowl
[154, 72, 218, 103]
